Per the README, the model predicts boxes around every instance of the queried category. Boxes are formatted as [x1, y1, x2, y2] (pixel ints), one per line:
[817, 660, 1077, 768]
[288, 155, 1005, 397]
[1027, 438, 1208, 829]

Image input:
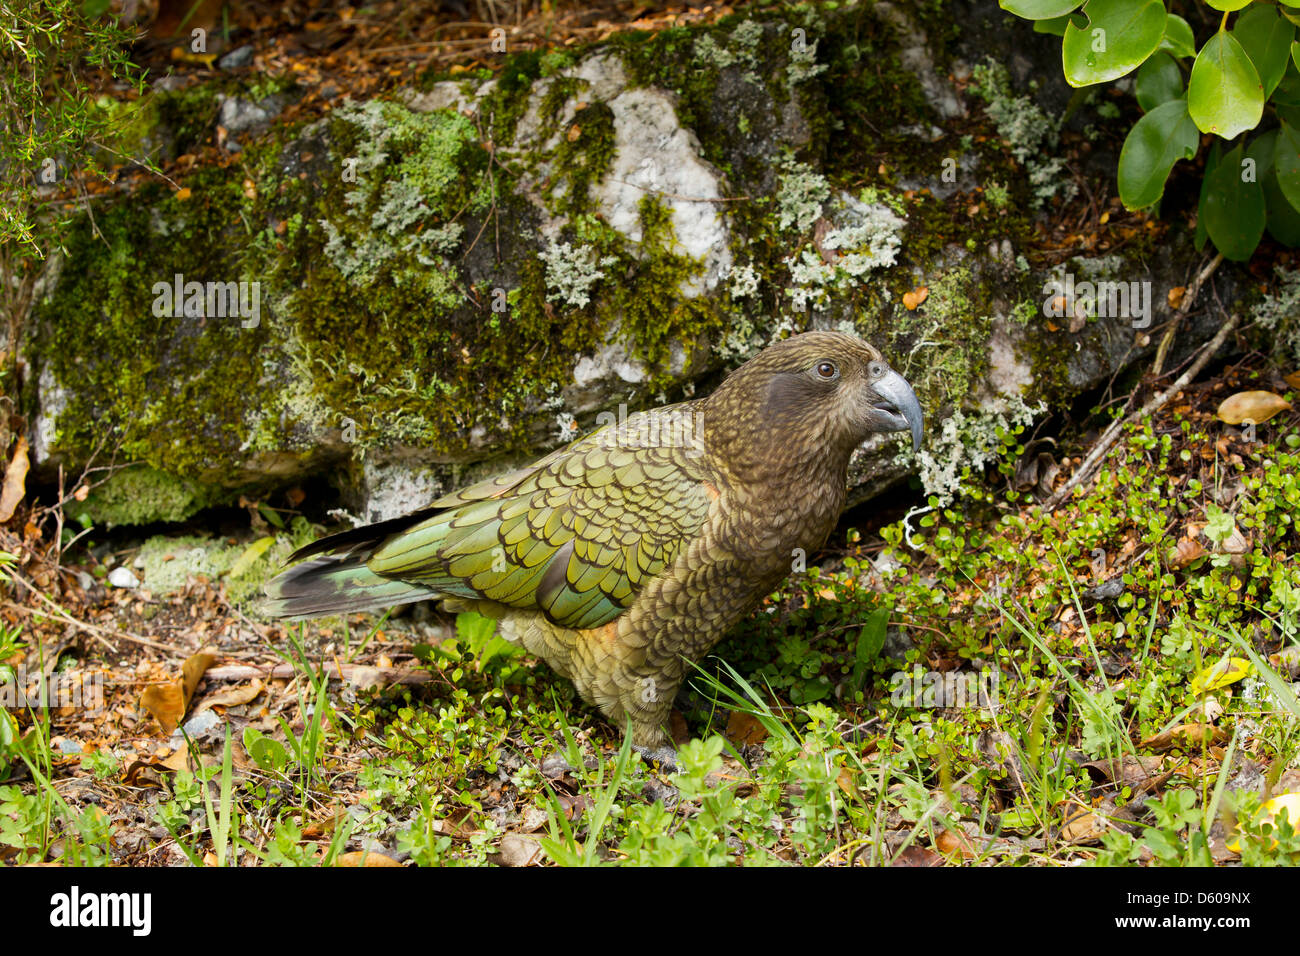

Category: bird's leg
[621, 665, 684, 771]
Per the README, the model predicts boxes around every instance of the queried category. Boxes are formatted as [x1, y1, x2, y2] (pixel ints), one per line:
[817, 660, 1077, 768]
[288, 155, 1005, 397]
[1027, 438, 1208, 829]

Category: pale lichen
[539, 240, 619, 309]
[914, 396, 1044, 507]
[776, 159, 831, 233]
[968, 59, 1073, 208]
[1252, 266, 1300, 365]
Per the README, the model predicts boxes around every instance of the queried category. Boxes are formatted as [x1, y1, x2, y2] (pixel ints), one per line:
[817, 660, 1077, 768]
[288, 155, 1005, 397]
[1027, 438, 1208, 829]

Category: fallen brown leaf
[1216, 391, 1291, 425]
[0, 437, 30, 523]
[496, 834, 542, 867]
[337, 850, 401, 867]
[1059, 806, 1107, 845]
[890, 845, 943, 866]
[1141, 722, 1228, 751]
[935, 826, 977, 858]
[139, 651, 217, 733]
[1083, 754, 1172, 794]
[196, 678, 264, 712]
[725, 709, 768, 748]
[1166, 537, 1205, 569]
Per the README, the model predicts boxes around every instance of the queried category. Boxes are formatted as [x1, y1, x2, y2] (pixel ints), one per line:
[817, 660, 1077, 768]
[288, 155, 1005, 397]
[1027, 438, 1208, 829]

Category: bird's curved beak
[868, 369, 924, 452]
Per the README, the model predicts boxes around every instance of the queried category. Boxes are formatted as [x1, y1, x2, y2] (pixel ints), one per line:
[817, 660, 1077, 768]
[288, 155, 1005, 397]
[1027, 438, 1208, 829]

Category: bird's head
[703, 331, 924, 480]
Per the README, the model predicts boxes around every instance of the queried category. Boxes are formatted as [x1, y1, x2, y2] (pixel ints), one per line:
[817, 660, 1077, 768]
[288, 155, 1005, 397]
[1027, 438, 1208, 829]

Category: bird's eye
[816, 361, 838, 380]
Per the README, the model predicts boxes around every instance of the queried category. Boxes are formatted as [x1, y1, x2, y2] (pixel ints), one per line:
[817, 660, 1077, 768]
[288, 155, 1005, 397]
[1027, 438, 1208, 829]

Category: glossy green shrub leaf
[1135, 52, 1183, 110]
[1001, 0, 1082, 18]
[1200, 142, 1265, 260]
[1248, 130, 1279, 178]
[1035, 12, 1086, 36]
[1274, 63, 1300, 107]
[1250, 130, 1300, 245]
[1158, 14, 1196, 58]
[1274, 119, 1300, 213]
[1117, 98, 1199, 208]
[1195, 143, 1219, 252]
[1062, 0, 1166, 87]
[1189, 30, 1264, 138]
[1233, 5, 1294, 98]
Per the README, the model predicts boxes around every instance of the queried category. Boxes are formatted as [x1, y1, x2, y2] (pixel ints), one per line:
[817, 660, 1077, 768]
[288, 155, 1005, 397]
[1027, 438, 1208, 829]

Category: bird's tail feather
[261, 553, 442, 620]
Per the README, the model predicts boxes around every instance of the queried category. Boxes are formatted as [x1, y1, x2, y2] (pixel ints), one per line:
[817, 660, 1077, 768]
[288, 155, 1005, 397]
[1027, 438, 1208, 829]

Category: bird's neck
[701, 406, 853, 522]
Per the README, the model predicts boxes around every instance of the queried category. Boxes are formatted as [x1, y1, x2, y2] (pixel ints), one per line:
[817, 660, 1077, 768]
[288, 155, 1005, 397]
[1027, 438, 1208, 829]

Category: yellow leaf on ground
[1189, 656, 1252, 696]
[1227, 793, 1300, 853]
[227, 536, 276, 579]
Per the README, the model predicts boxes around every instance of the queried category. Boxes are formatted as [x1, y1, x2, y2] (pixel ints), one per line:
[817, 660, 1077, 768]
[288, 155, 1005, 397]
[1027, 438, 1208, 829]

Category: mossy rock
[25, 1, 1245, 526]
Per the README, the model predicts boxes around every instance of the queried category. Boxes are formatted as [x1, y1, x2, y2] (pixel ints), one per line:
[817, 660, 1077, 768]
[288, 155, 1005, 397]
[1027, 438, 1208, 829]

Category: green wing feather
[270, 403, 714, 628]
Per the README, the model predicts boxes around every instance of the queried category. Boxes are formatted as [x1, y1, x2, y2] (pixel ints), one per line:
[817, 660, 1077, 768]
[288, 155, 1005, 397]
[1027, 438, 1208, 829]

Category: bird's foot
[632, 744, 679, 772]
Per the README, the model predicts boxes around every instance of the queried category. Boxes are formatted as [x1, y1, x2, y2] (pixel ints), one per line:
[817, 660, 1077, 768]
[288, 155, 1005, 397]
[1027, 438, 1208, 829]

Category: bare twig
[1151, 252, 1224, 378]
[203, 662, 433, 685]
[1042, 311, 1241, 511]
[5, 575, 175, 653]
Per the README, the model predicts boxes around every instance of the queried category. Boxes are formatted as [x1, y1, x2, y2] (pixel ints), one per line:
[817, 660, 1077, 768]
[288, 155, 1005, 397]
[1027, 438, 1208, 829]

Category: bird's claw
[632, 744, 679, 772]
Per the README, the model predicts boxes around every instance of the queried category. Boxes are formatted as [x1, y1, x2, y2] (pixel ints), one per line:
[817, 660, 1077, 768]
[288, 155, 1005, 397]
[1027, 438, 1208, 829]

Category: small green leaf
[1274, 119, 1300, 212]
[1135, 52, 1183, 110]
[1000, 805, 1040, 830]
[1204, 0, 1251, 10]
[1293, 40, 1300, 75]
[1000, 0, 1082, 17]
[1158, 14, 1196, 58]
[1188, 30, 1265, 139]
[1200, 141, 1266, 261]
[242, 729, 289, 772]
[257, 501, 285, 529]
[856, 608, 889, 662]
[1232, 4, 1294, 98]
[227, 536, 276, 579]
[1117, 98, 1199, 208]
[455, 609, 498, 647]
[1062, 0, 1167, 87]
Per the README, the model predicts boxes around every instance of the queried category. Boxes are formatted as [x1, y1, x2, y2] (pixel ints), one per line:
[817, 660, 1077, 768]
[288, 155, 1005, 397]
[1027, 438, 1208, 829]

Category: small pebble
[108, 567, 140, 589]
[218, 44, 254, 70]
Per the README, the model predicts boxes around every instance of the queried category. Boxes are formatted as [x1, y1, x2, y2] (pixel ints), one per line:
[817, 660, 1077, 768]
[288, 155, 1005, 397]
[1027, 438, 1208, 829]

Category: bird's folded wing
[366, 410, 714, 630]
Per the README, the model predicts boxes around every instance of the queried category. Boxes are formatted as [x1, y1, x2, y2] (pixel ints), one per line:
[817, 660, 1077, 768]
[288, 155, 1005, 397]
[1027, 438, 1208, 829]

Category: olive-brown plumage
[264, 331, 923, 754]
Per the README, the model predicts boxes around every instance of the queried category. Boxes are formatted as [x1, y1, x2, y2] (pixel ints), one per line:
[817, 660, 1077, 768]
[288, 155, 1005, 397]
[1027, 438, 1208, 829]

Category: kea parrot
[263, 331, 923, 763]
